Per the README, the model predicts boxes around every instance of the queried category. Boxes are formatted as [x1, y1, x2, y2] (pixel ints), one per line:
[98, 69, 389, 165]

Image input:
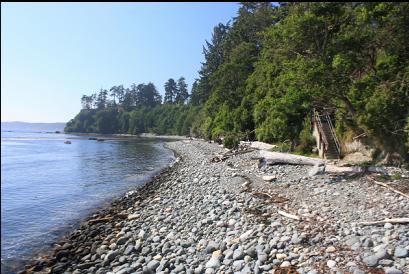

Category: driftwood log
[358, 218, 409, 226]
[278, 210, 301, 220]
[259, 150, 324, 166]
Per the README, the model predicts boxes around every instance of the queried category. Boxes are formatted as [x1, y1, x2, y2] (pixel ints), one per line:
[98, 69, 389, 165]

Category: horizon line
[1, 121, 67, 124]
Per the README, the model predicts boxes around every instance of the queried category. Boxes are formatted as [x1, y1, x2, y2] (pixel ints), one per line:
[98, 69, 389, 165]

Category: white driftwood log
[262, 175, 277, 182]
[358, 218, 409, 226]
[249, 141, 277, 150]
[260, 150, 324, 166]
[278, 210, 300, 220]
[325, 165, 364, 174]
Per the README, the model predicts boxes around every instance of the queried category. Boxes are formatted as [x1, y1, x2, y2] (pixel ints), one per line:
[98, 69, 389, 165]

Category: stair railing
[313, 109, 329, 153]
[324, 113, 341, 157]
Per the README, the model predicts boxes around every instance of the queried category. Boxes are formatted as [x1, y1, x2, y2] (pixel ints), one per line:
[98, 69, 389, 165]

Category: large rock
[384, 268, 403, 274]
[239, 230, 253, 242]
[124, 245, 134, 256]
[205, 241, 219, 254]
[205, 257, 220, 269]
[116, 236, 129, 245]
[105, 250, 118, 263]
[394, 246, 408, 258]
[308, 164, 325, 177]
[233, 248, 245, 260]
[147, 260, 160, 271]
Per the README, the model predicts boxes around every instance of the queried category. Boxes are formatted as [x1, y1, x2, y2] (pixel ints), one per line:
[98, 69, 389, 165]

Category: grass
[268, 141, 321, 158]
[391, 173, 402, 180]
[376, 174, 390, 182]
[293, 151, 320, 158]
[355, 160, 376, 168]
[269, 141, 292, 153]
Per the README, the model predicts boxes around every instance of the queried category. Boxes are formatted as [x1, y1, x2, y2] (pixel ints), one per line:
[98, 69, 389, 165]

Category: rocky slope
[23, 140, 409, 274]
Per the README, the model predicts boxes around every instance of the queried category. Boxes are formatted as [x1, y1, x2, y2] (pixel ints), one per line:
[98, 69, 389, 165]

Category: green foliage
[391, 173, 402, 180]
[254, 88, 310, 145]
[118, 111, 130, 133]
[296, 116, 315, 154]
[271, 141, 292, 153]
[406, 116, 409, 150]
[376, 173, 390, 182]
[164, 78, 177, 104]
[96, 108, 118, 134]
[223, 132, 242, 149]
[65, 109, 97, 133]
[211, 104, 234, 139]
[175, 77, 189, 104]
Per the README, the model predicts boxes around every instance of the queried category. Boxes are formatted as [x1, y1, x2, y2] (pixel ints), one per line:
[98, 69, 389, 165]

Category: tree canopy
[66, 2, 409, 162]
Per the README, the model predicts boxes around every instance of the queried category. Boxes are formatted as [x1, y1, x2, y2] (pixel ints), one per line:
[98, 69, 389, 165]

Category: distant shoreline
[65, 132, 190, 141]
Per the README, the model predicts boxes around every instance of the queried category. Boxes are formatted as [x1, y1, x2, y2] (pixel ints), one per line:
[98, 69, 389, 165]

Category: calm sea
[1, 130, 175, 273]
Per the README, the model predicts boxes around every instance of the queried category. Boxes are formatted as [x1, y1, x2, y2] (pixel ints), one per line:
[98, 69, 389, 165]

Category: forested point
[65, 2, 409, 164]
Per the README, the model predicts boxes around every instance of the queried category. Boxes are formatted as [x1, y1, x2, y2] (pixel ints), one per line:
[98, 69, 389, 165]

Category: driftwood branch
[252, 192, 289, 203]
[251, 192, 274, 199]
[211, 155, 228, 162]
[278, 210, 300, 220]
[88, 213, 128, 225]
[368, 176, 409, 199]
[88, 217, 113, 225]
[358, 218, 409, 226]
[211, 148, 256, 163]
[353, 132, 367, 140]
[224, 148, 256, 157]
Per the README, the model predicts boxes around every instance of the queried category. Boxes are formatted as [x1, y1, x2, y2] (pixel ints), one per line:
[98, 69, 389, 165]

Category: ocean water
[1, 130, 175, 273]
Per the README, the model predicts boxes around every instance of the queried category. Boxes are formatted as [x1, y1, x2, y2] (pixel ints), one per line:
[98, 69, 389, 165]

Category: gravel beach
[22, 140, 409, 274]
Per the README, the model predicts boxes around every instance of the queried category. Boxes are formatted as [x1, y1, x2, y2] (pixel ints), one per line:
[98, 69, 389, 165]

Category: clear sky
[1, 2, 240, 123]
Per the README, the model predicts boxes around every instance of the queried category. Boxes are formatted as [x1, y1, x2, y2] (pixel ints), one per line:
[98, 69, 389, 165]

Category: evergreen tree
[96, 89, 108, 109]
[189, 80, 200, 105]
[136, 83, 162, 107]
[175, 77, 189, 104]
[122, 88, 133, 111]
[164, 78, 177, 104]
[109, 86, 118, 105]
[116, 85, 125, 105]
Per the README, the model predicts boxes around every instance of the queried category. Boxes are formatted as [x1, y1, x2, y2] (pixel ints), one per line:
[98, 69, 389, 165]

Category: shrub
[271, 140, 292, 152]
[223, 132, 241, 149]
[295, 116, 315, 154]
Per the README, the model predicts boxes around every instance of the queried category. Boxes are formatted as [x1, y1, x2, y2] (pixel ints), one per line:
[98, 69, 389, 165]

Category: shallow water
[1, 131, 174, 273]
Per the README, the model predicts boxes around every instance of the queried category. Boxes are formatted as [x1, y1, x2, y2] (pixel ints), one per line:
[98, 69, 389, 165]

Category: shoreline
[2, 140, 178, 274]
[19, 140, 409, 274]
[64, 132, 190, 141]
[16, 143, 181, 274]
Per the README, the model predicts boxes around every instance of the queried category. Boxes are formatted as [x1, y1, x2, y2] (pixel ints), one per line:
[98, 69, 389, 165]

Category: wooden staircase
[313, 110, 341, 159]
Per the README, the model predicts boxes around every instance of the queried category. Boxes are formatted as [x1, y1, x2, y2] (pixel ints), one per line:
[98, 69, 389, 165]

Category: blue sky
[1, 2, 239, 123]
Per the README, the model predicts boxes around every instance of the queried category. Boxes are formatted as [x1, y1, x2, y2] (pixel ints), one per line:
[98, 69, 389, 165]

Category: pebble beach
[22, 140, 409, 274]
